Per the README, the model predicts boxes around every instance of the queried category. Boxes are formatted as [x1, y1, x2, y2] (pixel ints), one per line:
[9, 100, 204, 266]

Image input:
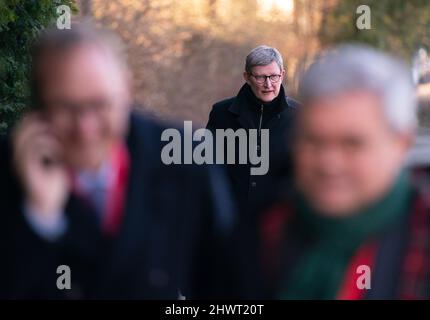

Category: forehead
[38, 44, 126, 97]
[251, 61, 281, 75]
[299, 91, 388, 135]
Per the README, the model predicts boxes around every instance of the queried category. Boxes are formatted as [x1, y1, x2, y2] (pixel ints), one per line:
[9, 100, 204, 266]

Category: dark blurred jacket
[0, 112, 234, 299]
[207, 83, 299, 216]
[230, 167, 430, 299]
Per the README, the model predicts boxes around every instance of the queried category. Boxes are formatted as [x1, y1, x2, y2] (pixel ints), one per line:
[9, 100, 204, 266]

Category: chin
[259, 95, 276, 103]
[75, 157, 103, 171]
[310, 193, 360, 217]
[67, 146, 106, 170]
[315, 201, 360, 217]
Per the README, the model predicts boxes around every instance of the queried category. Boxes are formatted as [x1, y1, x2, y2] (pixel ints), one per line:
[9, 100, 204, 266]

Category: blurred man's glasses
[250, 73, 282, 84]
[44, 98, 114, 120]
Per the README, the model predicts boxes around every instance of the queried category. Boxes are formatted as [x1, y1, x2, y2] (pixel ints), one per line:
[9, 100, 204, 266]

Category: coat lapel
[228, 96, 254, 130]
[99, 114, 160, 287]
[228, 84, 293, 130]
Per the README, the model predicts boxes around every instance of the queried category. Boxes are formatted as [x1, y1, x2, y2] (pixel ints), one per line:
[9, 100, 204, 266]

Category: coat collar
[228, 83, 293, 130]
[228, 83, 291, 115]
[100, 112, 162, 283]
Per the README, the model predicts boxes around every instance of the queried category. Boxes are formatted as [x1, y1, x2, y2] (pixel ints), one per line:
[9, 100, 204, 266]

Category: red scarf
[102, 143, 130, 236]
[70, 142, 130, 237]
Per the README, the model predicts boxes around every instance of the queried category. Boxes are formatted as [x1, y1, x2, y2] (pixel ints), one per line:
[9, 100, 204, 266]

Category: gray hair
[245, 45, 284, 73]
[31, 20, 128, 108]
[299, 44, 417, 133]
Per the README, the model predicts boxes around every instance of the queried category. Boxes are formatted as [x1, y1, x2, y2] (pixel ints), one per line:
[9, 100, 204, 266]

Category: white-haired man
[0, 23, 232, 299]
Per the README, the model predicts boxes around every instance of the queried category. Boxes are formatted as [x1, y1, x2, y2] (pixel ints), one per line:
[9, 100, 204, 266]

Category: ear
[400, 131, 415, 152]
[281, 68, 287, 79]
[280, 68, 287, 86]
[120, 69, 133, 106]
[243, 71, 251, 85]
[394, 131, 415, 165]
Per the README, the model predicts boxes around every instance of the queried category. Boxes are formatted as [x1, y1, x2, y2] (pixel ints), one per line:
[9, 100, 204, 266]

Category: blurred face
[244, 61, 285, 103]
[294, 91, 412, 217]
[36, 44, 131, 170]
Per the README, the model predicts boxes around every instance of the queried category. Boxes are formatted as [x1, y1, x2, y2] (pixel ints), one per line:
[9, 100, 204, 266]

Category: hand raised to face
[12, 112, 70, 218]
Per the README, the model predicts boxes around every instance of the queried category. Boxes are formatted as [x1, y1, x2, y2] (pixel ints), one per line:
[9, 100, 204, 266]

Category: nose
[264, 77, 271, 87]
[315, 146, 346, 174]
[73, 110, 99, 140]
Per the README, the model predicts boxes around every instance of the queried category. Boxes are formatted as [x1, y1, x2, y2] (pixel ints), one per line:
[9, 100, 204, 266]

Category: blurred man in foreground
[233, 45, 430, 299]
[0, 23, 232, 299]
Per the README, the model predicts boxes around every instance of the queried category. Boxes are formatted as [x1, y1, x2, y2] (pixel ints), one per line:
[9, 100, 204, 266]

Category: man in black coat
[0, 23, 232, 299]
[207, 46, 299, 215]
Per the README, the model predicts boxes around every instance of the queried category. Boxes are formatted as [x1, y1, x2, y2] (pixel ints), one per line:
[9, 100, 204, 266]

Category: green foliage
[320, 0, 430, 60]
[0, 0, 76, 135]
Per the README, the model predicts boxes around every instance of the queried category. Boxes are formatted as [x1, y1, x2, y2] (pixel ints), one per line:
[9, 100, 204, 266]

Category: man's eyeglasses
[250, 73, 282, 84]
[44, 97, 114, 120]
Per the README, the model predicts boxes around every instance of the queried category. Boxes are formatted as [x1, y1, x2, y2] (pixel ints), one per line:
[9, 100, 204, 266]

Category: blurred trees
[0, 0, 76, 135]
[87, 0, 324, 124]
[3, 0, 428, 129]
[320, 0, 430, 60]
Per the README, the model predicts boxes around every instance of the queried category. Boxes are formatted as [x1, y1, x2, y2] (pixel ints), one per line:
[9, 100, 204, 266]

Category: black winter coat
[207, 83, 299, 216]
[0, 112, 233, 299]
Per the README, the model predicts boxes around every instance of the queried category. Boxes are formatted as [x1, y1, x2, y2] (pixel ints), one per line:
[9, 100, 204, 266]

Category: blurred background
[1, 0, 430, 145]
